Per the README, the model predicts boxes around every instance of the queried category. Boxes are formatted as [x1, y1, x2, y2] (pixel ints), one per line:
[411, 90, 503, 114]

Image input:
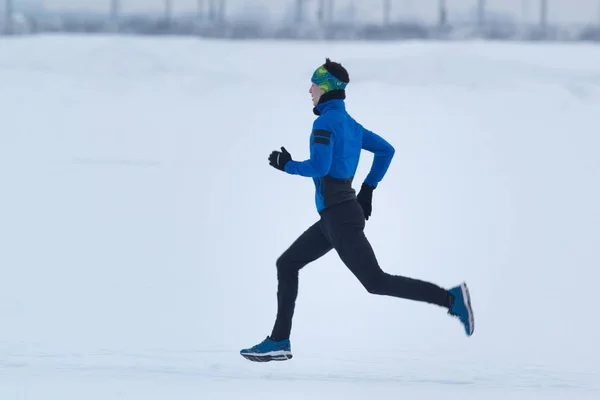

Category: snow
[0, 35, 599, 399]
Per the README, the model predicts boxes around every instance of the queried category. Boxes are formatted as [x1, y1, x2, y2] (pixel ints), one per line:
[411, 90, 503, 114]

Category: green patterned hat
[311, 65, 348, 93]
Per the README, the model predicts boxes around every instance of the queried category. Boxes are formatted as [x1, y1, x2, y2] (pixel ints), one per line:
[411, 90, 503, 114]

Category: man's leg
[323, 201, 453, 308]
[270, 220, 333, 341]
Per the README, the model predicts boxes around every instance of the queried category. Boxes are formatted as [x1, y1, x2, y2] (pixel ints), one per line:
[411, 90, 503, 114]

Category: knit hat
[311, 58, 349, 93]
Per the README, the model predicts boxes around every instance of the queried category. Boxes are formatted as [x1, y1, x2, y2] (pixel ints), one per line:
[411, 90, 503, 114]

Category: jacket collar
[313, 89, 346, 116]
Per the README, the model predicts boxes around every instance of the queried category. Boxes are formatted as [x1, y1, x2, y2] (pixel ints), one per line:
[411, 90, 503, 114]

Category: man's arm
[361, 125, 395, 188]
[284, 121, 334, 178]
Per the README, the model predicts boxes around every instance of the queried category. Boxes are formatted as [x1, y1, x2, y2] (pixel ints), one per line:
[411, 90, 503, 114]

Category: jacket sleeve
[284, 120, 334, 178]
[361, 125, 395, 188]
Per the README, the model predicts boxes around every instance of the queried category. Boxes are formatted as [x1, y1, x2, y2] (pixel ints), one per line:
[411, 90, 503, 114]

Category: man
[240, 59, 474, 363]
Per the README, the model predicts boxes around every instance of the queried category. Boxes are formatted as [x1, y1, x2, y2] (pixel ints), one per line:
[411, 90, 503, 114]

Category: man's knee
[362, 271, 387, 295]
[276, 254, 288, 271]
[276, 253, 299, 275]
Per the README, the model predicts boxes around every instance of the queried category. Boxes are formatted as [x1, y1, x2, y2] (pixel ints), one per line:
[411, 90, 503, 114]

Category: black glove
[269, 146, 292, 171]
[356, 182, 374, 220]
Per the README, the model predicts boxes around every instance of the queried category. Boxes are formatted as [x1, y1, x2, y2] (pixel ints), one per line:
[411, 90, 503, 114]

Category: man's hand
[269, 146, 292, 171]
[356, 182, 374, 220]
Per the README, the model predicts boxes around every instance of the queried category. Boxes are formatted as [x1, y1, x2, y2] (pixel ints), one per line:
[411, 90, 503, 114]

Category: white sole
[460, 282, 474, 335]
[242, 350, 292, 357]
[241, 350, 293, 362]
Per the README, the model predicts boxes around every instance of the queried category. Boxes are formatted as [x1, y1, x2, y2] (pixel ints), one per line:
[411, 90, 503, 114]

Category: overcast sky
[37, 0, 600, 25]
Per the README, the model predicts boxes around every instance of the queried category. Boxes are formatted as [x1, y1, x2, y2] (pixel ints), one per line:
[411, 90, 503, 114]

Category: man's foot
[240, 336, 293, 362]
[448, 282, 475, 336]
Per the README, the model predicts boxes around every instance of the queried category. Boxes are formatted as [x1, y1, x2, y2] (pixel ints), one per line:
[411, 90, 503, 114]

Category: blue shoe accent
[448, 282, 475, 336]
[240, 336, 293, 362]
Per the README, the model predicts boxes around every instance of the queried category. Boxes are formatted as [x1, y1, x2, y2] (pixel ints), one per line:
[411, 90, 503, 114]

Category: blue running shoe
[240, 336, 293, 362]
[448, 282, 474, 336]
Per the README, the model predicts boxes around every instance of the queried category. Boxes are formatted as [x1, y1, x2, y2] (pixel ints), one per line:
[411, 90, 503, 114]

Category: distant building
[15, 0, 46, 13]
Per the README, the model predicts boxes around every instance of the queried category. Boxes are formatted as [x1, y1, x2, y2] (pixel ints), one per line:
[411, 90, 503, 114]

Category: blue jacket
[284, 99, 395, 213]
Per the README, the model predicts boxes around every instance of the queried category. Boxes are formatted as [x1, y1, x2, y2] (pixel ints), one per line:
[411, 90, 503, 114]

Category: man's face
[309, 83, 324, 107]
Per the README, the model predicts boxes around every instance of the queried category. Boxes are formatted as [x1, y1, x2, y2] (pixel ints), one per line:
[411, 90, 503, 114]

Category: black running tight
[270, 199, 453, 341]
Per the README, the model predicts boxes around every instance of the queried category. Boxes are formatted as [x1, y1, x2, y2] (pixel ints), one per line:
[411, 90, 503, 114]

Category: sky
[30, 0, 600, 25]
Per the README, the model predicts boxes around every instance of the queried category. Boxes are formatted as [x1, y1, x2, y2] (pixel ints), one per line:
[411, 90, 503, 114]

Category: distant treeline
[2, 15, 600, 42]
